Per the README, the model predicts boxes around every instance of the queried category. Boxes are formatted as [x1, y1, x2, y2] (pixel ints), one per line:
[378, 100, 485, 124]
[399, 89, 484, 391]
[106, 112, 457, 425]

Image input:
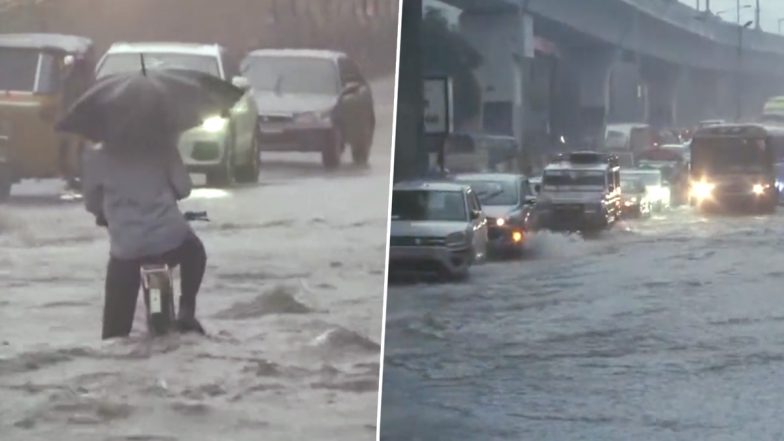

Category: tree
[421, 8, 482, 130]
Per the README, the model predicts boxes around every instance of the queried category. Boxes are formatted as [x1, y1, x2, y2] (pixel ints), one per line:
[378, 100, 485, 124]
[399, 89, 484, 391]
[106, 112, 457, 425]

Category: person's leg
[102, 256, 141, 339]
[164, 231, 207, 333]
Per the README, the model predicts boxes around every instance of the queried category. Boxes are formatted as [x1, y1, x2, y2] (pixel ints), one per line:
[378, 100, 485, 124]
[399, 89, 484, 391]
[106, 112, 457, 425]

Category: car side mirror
[342, 81, 361, 96]
[534, 184, 541, 193]
[470, 210, 482, 220]
[231, 76, 251, 91]
[525, 196, 537, 205]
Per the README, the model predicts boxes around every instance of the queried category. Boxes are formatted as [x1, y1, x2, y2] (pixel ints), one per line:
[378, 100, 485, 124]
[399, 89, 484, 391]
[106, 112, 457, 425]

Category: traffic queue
[388, 121, 782, 282]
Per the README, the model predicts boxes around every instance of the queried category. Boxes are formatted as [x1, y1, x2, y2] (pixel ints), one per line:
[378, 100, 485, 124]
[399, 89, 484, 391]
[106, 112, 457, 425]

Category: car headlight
[294, 110, 331, 124]
[496, 217, 506, 227]
[202, 116, 229, 133]
[446, 231, 468, 247]
[690, 180, 715, 201]
[752, 183, 766, 195]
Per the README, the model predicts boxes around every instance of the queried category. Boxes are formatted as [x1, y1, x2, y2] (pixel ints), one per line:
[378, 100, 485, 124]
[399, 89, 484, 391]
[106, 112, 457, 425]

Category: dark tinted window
[461, 180, 518, 206]
[0, 49, 38, 91]
[242, 56, 339, 95]
[543, 170, 605, 187]
[338, 57, 363, 84]
[98, 53, 221, 78]
[37, 53, 63, 94]
[392, 190, 467, 222]
[692, 137, 770, 173]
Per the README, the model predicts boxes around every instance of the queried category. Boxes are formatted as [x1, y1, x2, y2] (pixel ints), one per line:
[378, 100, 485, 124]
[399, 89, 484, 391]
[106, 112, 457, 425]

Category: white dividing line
[376, 1, 405, 440]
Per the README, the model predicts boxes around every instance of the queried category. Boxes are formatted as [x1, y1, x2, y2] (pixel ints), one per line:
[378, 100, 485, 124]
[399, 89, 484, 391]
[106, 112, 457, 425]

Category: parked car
[389, 181, 488, 280]
[240, 49, 375, 169]
[453, 173, 535, 256]
[96, 42, 260, 186]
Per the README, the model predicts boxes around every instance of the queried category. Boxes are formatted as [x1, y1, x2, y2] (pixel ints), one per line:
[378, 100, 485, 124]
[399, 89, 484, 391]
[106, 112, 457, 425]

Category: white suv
[96, 42, 260, 186]
[389, 181, 488, 280]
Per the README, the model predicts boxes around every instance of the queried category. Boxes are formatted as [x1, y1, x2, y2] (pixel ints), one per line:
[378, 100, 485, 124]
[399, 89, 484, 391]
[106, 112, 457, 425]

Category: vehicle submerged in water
[689, 124, 780, 214]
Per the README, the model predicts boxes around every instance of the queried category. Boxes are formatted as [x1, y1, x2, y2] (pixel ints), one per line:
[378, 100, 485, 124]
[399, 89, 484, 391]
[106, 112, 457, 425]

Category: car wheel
[235, 125, 260, 184]
[0, 164, 11, 203]
[350, 118, 374, 166]
[322, 127, 343, 170]
[207, 130, 236, 188]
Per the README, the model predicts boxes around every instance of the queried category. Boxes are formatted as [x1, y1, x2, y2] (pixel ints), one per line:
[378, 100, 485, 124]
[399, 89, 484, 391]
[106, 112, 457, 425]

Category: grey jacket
[83, 143, 192, 260]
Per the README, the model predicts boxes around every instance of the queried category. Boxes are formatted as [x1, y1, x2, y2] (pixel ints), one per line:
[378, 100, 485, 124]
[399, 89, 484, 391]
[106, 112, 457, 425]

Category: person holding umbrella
[58, 60, 245, 339]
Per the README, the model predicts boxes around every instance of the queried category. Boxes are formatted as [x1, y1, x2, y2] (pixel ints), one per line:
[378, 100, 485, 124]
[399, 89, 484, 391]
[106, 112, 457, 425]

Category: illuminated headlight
[690, 180, 715, 201]
[294, 110, 331, 125]
[752, 184, 766, 195]
[496, 218, 506, 227]
[202, 116, 228, 133]
[446, 231, 468, 247]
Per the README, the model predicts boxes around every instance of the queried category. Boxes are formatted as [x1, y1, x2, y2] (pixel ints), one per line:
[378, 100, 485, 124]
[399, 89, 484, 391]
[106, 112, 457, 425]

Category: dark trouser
[102, 231, 206, 340]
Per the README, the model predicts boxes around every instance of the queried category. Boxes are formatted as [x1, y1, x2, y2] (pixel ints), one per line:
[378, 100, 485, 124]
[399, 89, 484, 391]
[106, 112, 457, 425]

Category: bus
[689, 124, 781, 213]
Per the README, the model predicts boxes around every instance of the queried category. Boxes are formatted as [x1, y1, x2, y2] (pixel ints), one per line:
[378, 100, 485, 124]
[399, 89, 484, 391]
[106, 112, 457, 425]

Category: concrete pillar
[459, 7, 532, 149]
[641, 60, 683, 130]
[674, 68, 728, 126]
[715, 73, 736, 121]
[393, 0, 427, 181]
[607, 60, 646, 124]
[565, 47, 615, 148]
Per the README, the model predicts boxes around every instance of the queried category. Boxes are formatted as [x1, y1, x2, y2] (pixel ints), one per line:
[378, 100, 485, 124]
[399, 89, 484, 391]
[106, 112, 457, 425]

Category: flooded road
[0, 78, 393, 441]
[381, 208, 784, 440]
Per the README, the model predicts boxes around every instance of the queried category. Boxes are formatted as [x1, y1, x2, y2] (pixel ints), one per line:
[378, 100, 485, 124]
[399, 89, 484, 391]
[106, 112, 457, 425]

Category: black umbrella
[57, 62, 244, 146]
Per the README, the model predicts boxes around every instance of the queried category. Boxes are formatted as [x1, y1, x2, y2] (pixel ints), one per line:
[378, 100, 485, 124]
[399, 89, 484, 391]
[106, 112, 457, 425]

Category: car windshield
[460, 180, 518, 206]
[622, 172, 661, 186]
[391, 190, 467, 222]
[98, 53, 221, 78]
[542, 170, 605, 190]
[692, 137, 770, 174]
[241, 56, 338, 96]
[621, 178, 645, 193]
[0, 48, 39, 91]
[605, 131, 627, 149]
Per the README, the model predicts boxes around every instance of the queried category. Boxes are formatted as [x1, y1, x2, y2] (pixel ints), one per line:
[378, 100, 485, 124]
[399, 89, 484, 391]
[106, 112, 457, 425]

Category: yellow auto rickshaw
[0, 33, 95, 201]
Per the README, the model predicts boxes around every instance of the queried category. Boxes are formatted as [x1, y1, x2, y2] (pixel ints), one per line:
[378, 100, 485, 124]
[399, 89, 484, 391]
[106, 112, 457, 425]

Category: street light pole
[755, 0, 761, 30]
[737, 21, 753, 121]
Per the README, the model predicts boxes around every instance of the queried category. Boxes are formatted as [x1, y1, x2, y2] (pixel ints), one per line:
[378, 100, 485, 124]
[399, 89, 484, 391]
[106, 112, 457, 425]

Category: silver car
[96, 42, 260, 186]
[389, 181, 488, 280]
[454, 173, 536, 256]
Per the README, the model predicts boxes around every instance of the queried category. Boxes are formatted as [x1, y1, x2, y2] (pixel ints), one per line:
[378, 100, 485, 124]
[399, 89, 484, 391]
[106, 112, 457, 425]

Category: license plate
[150, 289, 162, 314]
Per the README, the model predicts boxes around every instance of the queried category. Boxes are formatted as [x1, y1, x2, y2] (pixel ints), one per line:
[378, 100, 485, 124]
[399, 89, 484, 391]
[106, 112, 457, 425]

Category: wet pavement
[381, 207, 784, 440]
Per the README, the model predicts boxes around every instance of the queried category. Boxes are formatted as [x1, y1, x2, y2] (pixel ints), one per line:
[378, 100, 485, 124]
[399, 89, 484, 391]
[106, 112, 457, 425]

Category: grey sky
[681, 0, 784, 32]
